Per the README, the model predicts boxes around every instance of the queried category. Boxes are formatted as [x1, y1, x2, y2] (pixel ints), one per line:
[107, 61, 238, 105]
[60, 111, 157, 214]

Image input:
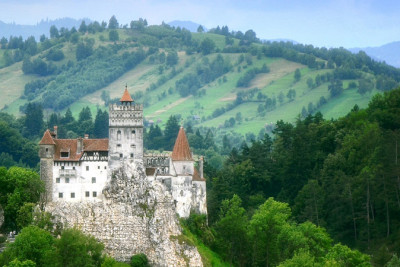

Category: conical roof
[39, 129, 55, 145]
[171, 127, 193, 161]
[120, 87, 133, 102]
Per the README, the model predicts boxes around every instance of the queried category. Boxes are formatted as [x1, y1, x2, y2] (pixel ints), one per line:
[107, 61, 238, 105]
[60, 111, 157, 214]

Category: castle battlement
[109, 103, 143, 111]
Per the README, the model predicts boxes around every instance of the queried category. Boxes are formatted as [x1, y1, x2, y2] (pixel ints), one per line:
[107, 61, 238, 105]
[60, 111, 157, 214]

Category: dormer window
[61, 152, 69, 158]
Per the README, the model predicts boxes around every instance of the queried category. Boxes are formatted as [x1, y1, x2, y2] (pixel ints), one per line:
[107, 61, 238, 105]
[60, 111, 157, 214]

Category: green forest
[1, 15, 400, 266]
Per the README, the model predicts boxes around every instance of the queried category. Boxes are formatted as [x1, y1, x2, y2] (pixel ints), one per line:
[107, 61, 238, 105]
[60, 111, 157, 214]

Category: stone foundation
[45, 160, 202, 266]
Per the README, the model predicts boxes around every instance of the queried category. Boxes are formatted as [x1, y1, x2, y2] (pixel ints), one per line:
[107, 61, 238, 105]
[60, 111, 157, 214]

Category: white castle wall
[52, 161, 108, 202]
[40, 98, 207, 218]
[192, 181, 207, 215]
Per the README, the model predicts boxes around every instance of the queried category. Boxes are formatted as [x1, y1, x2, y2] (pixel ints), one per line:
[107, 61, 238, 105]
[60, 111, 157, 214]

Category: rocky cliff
[45, 160, 202, 266]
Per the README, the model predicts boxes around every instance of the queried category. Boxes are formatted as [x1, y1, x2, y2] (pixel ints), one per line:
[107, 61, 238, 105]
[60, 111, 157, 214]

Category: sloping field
[0, 62, 36, 111]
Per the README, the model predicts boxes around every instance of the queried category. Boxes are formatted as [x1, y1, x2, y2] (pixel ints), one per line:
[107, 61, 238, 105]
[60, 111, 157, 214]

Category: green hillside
[0, 22, 399, 137]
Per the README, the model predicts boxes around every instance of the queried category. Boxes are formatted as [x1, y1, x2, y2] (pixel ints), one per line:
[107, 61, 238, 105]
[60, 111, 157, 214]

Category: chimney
[77, 137, 83, 154]
[84, 134, 89, 139]
[199, 156, 204, 179]
[53, 126, 58, 139]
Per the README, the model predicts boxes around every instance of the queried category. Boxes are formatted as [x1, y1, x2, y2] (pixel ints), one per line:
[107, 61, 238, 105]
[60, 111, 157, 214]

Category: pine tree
[163, 115, 180, 150]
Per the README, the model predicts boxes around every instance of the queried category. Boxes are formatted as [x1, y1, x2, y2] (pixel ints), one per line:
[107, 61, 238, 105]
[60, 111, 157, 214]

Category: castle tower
[108, 87, 143, 171]
[39, 129, 55, 203]
[171, 126, 194, 175]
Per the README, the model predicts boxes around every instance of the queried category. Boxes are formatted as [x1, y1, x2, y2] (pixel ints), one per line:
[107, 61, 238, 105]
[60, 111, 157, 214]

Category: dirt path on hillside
[217, 60, 304, 103]
[83, 65, 156, 105]
[251, 60, 304, 88]
[147, 96, 192, 118]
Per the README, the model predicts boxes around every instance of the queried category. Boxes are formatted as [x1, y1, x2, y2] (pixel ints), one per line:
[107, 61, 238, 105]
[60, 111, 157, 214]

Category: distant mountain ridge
[167, 20, 206, 32]
[349, 41, 400, 68]
[0, 18, 90, 40]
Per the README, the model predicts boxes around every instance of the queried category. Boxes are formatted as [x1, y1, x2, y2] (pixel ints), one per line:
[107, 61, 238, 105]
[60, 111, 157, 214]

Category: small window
[93, 191, 97, 197]
[85, 191, 90, 197]
[65, 178, 70, 183]
[71, 192, 75, 198]
[61, 152, 69, 158]
[117, 144, 121, 147]
[120, 153, 123, 158]
[61, 166, 65, 170]
[117, 130, 121, 141]
[131, 144, 135, 148]
[86, 166, 89, 171]
[46, 148, 49, 152]
[59, 192, 63, 198]
[130, 153, 134, 158]
[98, 166, 100, 169]
[73, 166, 75, 170]
[92, 177, 96, 183]
[56, 178, 60, 183]
[104, 166, 107, 170]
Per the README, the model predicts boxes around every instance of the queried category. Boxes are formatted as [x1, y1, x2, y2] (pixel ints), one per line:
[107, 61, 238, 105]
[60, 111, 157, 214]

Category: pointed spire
[120, 85, 133, 102]
[172, 127, 193, 161]
[39, 129, 56, 145]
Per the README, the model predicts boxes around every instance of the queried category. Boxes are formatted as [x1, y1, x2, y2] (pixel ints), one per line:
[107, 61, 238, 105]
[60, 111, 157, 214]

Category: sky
[0, 0, 399, 48]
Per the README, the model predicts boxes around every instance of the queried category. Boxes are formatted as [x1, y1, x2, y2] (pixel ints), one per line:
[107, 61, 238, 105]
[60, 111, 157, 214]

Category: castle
[39, 88, 207, 218]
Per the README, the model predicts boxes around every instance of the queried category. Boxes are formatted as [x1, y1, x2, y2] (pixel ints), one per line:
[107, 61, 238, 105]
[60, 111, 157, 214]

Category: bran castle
[39, 88, 207, 218]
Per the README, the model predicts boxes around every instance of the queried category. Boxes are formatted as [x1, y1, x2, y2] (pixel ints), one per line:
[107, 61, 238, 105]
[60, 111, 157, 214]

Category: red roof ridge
[120, 86, 133, 102]
[193, 168, 206, 181]
[171, 127, 193, 161]
[39, 129, 55, 145]
[84, 139, 109, 151]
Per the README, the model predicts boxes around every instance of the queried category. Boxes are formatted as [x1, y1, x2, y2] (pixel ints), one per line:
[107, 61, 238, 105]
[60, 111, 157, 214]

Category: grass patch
[178, 225, 229, 267]
[192, 33, 227, 51]
[0, 62, 37, 113]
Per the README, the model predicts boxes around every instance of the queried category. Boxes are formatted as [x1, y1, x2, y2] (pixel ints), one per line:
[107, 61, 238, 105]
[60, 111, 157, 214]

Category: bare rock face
[45, 160, 202, 266]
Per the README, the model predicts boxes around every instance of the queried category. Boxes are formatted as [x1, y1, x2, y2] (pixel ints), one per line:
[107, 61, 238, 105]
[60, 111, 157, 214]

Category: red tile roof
[53, 139, 109, 161]
[84, 139, 109, 151]
[171, 127, 193, 161]
[39, 130, 56, 145]
[120, 87, 133, 102]
[54, 139, 80, 161]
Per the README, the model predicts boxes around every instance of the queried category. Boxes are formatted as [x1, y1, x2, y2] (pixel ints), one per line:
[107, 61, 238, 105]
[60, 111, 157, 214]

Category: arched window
[132, 130, 136, 139]
[117, 130, 121, 141]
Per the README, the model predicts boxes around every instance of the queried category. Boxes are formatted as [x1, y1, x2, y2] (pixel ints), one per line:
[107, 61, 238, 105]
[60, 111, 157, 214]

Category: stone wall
[40, 158, 53, 203]
[45, 160, 203, 266]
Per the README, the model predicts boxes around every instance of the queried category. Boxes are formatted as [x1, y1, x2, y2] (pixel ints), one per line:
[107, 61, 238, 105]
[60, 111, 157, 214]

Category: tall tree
[49, 25, 59, 38]
[294, 68, 301, 82]
[163, 115, 180, 150]
[214, 195, 249, 266]
[108, 15, 119, 29]
[93, 109, 108, 138]
[24, 102, 43, 137]
[108, 30, 119, 42]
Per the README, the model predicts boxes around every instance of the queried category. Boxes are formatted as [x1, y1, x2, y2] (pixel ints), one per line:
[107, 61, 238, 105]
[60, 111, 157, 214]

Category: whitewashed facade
[39, 88, 207, 217]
